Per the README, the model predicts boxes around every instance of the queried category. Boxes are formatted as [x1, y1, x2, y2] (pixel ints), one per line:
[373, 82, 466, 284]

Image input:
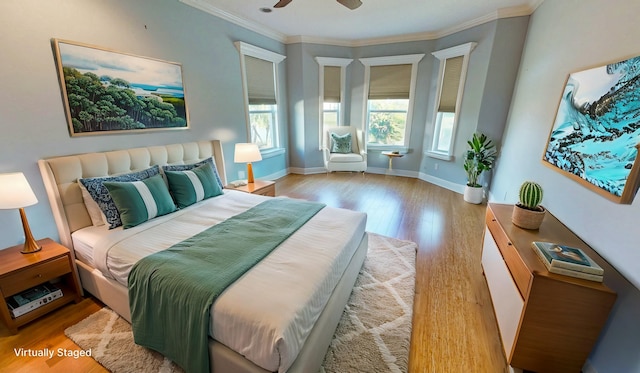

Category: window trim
[427, 42, 477, 160]
[360, 54, 424, 151]
[315, 57, 352, 150]
[235, 41, 286, 150]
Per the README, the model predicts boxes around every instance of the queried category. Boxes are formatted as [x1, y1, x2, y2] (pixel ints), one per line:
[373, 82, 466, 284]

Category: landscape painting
[543, 55, 640, 204]
[53, 39, 189, 136]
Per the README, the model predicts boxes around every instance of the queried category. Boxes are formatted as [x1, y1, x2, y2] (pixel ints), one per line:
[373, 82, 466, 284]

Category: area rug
[64, 232, 417, 373]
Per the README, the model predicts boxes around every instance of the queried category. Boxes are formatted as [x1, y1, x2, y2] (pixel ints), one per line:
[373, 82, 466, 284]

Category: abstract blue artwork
[53, 39, 189, 136]
[544, 56, 640, 204]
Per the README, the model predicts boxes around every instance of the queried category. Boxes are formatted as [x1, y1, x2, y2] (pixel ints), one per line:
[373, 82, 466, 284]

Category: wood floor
[0, 172, 507, 373]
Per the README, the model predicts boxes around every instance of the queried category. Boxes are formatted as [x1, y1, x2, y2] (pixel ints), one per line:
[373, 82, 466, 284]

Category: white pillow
[79, 181, 106, 226]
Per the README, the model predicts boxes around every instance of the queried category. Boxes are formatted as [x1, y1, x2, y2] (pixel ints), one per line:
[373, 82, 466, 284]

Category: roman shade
[437, 56, 464, 113]
[368, 64, 411, 100]
[324, 66, 341, 103]
[246, 56, 276, 105]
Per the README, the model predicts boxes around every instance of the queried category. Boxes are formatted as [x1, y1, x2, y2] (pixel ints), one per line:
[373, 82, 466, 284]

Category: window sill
[425, 151, 454, 161]
[260, 147, 286, 159]
[367, 144, 409, 153]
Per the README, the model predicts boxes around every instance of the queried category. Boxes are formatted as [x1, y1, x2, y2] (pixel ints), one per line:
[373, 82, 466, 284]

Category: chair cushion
[329, 153, 364, 163]
[330, 132, 352, 153]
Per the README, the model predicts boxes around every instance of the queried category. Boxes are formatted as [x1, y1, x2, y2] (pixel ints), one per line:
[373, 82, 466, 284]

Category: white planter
[464, 185, 484, 204]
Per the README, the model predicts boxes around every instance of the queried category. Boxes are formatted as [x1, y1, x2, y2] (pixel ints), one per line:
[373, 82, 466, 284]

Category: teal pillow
[164, 163, 223, 208]
[103, 174, 176, 229]
[161, 157, 224, 190]
[330, 132, 352, 153]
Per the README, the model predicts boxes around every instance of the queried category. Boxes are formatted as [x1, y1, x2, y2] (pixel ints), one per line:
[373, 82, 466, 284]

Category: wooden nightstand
[229, 180, 276, 197]
[0, 238, 82, 334]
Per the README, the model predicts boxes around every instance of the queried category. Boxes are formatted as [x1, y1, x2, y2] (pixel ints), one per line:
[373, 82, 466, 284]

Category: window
[427, 42, 476, 160]
[235, 42, 286, 150]
[316, 57, 352, 149]
[360, 54, 424, 150]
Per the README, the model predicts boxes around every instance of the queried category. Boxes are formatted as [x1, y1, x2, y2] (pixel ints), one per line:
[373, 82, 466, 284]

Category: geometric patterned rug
[65, 232, 416, 373]
[320, 232, 416, 373]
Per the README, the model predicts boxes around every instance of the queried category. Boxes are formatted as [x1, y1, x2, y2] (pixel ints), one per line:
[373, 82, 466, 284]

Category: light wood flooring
[0, 172, 507, 373]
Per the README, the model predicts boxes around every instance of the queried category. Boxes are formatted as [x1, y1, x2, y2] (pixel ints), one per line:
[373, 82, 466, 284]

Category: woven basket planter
[511, 204, 546, 230]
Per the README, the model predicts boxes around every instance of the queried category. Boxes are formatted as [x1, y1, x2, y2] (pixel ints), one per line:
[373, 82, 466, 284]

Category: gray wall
[285, 17, 528, 183]
[490, 1, 640, 371]
[0, 0, 288, 247]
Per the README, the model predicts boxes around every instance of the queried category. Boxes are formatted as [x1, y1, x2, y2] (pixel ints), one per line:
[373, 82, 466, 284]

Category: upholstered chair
[322, 126, 367, 173]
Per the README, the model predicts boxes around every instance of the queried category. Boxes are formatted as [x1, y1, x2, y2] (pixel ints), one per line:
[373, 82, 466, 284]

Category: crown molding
[179, 0, 287, 43]
[180, 0, 542, 47]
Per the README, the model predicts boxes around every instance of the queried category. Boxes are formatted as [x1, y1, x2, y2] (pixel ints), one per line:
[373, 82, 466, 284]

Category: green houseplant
[511, 181, 546, 229]
[463, 133, 497, 204]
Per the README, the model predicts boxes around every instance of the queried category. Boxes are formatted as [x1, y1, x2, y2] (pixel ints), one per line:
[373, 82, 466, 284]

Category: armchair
[322, 126, 367, 173]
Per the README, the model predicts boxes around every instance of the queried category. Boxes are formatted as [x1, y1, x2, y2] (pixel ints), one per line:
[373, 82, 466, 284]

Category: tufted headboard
[38, 140, 227, 250]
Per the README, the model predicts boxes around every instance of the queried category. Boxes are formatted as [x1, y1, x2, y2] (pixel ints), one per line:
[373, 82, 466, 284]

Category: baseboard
[366, 167, 419, 178]
[288, 167, 326, 175]
[261, 169, 289, 180]
[418, 172, 466, 194]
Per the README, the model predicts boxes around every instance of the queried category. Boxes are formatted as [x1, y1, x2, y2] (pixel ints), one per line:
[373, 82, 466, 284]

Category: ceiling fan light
[337, 0, 362, 10]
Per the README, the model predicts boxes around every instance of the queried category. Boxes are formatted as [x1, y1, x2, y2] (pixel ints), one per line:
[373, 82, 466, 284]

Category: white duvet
[72, 190, 367, 372]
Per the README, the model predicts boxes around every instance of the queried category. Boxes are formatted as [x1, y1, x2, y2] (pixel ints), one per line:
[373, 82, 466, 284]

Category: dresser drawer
[0, 256, 70, 296]
[486, 209, 533, 299]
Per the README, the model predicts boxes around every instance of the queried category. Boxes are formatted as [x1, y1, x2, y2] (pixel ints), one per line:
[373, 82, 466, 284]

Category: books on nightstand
[531, 241, 604, 282]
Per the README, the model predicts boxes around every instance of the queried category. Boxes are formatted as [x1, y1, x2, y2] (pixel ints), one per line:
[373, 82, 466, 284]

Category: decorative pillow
[103, 174, 176, 229]
[79, 181, 106, 226]
[164, 163, 223, 208]
[79, 165, 160, 229]
[330, 132, 352, 154]
[162, 157, 224, 190]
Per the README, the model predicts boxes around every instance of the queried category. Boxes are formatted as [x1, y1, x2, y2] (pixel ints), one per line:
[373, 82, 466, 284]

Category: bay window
[360, 54, 424, 150]
[235, 42, 285, 150]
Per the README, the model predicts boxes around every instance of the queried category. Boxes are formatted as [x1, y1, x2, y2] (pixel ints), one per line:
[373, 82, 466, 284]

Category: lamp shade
[0, 172, 38, 209]
[234, 143, 262, 163]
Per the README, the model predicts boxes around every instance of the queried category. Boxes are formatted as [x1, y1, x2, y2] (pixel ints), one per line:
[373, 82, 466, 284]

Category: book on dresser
[531, 241, 604, 281]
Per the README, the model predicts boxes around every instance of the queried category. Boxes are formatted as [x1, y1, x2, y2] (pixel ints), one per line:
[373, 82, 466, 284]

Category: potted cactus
[511, 181, 546, 229]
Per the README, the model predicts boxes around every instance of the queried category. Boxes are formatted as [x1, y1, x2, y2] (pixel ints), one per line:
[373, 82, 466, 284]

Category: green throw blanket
[128, 198, 326, 373]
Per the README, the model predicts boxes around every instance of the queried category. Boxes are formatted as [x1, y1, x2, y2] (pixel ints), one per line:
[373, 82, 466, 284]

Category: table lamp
[234, 143, 262, 183]
[0, 172, 41, 253]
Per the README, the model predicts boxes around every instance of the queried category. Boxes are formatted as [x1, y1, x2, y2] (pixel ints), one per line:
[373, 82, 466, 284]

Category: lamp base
[247, 162, 255, 184]
[19, 208, 42, 254]
[21, 242, 42, 254]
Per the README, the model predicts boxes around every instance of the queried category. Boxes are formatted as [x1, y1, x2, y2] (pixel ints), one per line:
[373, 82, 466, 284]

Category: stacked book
[531, 241, 604, 282]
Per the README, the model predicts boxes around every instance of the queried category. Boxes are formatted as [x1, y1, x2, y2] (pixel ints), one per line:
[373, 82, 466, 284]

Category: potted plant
[511, 181, 546, 229]
[463, 133, 497, 204]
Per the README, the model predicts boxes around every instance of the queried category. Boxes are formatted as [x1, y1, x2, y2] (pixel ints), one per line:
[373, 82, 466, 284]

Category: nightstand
[229, 180, 276, 197]
[0, 238, 82, 334]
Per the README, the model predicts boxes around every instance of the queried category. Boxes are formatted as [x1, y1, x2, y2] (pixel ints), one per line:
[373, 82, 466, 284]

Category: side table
[381, 151, 404, 171]
[0, 238, 82, 334]
[228, 179, 276, 197]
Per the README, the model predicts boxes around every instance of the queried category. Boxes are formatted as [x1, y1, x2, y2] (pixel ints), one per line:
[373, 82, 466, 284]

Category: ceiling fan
[273, 0, 362, 10]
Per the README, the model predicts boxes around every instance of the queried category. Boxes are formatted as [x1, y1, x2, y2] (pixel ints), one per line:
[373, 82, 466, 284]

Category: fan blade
[274, 0, 293, 8]
[337, 0, 362, 10]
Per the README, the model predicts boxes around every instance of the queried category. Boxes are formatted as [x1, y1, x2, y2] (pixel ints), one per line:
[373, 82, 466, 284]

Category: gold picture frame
[52, 39, 189, 136]
[543, 55, 640, 204]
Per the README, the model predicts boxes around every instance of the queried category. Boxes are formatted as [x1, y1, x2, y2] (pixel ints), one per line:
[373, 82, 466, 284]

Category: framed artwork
[543, 55, 640, 204]
[52, 39, 189, 136]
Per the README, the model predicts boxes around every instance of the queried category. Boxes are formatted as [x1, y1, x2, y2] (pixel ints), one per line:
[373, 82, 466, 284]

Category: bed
[38, 140, 368, 373]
